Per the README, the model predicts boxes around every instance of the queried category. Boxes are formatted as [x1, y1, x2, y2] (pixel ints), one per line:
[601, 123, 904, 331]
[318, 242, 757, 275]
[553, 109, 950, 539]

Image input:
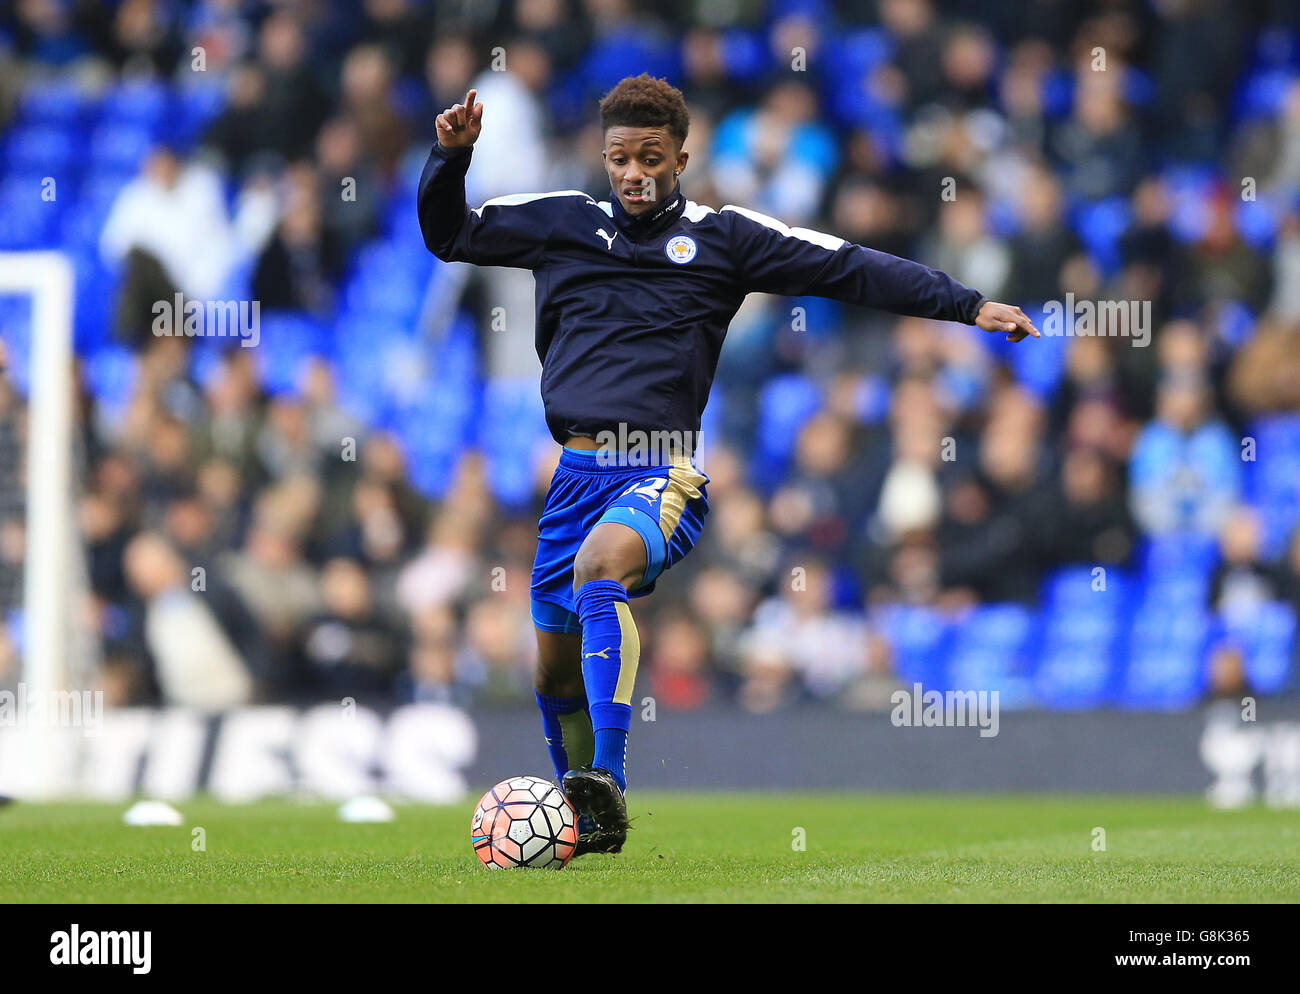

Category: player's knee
[571, 546, 623, 590]
[534, 630, 583, 696]
[534, 668, 583, 699]
[573, 526, 645, 591]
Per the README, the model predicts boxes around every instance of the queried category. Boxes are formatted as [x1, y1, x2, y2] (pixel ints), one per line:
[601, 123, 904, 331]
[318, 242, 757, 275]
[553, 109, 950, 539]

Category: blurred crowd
[2, 0, 1300, 712]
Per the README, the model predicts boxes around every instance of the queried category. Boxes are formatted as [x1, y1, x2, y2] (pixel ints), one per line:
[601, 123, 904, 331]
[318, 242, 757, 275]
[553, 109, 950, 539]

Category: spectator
[252, 164, 342, 316]
[300, 557, 407, 698]
[1129, 372, 1241, 537]
[1050, 69, 1143, 201]
[219, 491, 323, 669]
[1228, 316, 1300, 416]
[123, 531, 254, 710]
[1209, 506, 1287, 621]
[100, 146, 241, 345]
[256, 11, 330, 161]
[645, 612, 713, 710]
[1038, 445, 1135, 570]
[710, 79, 838, 225]
[1006, 165, 1082, 304]
[738, 560, 869, 701]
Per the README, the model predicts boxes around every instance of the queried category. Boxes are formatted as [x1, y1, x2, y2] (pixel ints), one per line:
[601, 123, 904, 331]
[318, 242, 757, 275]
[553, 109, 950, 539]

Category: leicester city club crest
[664, 235, 697, 265]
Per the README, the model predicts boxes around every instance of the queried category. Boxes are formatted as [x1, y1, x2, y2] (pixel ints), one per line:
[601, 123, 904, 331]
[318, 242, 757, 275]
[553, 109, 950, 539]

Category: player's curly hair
[599, 73, 690, 147]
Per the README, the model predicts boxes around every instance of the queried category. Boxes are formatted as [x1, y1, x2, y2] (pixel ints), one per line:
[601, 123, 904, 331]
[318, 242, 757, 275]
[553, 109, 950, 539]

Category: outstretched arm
[418, 88, 577, 269]
[724, 205, 1039, 342]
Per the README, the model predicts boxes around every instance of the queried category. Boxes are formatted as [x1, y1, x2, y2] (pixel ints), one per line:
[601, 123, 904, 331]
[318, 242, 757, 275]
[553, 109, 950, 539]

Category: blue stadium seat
[1040, 68, 1073, 118]
[1214, 299, 1255, 349]
[578, 29, 680, 97]
[404, 445, 462, 499]
[1120, 606, 1209, 709]
[384, 192, 426, 242]
[60, 195, 116, 253]
[1121, 66, 1156, 107]
[1033, 605, 1122, 708]
[1035, 650, 1117, 708]
[1220, 602, 1297, 695]
[1162, 165, 1216, 243]
[1245, 414, 1300, 556]
[0, 295, 32, 337]
[98, 80, 170, 128]
[1234, 66, 1295, 120]
[78, 173, 131, 212]
[89, 122, 155, 173]
[478, 377, 548, 508]
[336, 376, 383, 426]
[0, 180, 57, 249]
[0, 298, 33, 393]
[1152, 530, 1221, 570]
[873, 604, 949, 688]
[944, 604, 1036, 706]
[1069, 196, 1131, 277]
[696, 383, 724, 459]
[823, 27, 893, 80]
[396, 386, 475, 439]
[822, 28, 896, 129]
[344, 282, 420, 325]
[72, 257, 117, 350]
[957, 603, 1035, 649]
[1135, 532, 1218, 606]
[1248, 412, 1300, 462]
[342, 242, 429, 324]
[18, 81, 91, 127]
[1005, 303, 1066, 400]
[437, 313, 479, 378]
[253, 312, 327, 395]
[753, 374, 821, 479]
[172, 82, 227, 140]
[1235, 193, 1280, 250]
[392, 400, 474, 499]
[4, 125, 77, 175]
[380, 337, 433, 407]
[83, 344, 138, 412]
[1042, 564, 1130, 611]
[1254, 500, 1299, 562]
[393, 147, 429, 202]
[717, 29, 768, 82]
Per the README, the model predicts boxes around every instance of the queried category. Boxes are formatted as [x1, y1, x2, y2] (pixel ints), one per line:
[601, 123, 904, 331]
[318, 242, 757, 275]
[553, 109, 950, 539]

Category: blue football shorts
[529, 445, 710, 634]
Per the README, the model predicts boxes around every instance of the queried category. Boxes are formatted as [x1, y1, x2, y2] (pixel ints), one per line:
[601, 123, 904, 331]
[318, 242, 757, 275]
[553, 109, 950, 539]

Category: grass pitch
[2, 793, 1297, 903]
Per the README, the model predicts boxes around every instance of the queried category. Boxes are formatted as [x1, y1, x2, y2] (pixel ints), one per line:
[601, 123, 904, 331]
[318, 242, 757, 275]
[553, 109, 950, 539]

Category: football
[470, 776, 578, 869]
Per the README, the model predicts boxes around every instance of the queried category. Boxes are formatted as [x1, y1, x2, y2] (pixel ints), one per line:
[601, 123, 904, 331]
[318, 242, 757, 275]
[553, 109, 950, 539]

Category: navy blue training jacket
[417, 141, 988, 446]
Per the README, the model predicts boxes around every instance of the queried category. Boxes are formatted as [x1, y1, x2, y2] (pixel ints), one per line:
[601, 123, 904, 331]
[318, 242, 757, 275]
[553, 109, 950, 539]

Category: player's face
[603, 127, 686, 216]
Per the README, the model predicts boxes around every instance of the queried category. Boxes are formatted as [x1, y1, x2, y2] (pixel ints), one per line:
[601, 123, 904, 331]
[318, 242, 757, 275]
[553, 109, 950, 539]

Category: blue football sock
[534, 693, 593, 780]
[593, 728, 628, 792]
[574, 579, 639, 793]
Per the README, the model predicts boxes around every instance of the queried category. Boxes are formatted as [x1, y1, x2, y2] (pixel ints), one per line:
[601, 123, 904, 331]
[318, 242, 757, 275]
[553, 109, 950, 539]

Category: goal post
[0, 251, 78, 795]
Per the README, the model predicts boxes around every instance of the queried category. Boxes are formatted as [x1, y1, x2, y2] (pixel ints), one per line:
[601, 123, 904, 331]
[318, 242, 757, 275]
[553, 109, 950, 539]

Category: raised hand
[436, 88, 484, 149]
